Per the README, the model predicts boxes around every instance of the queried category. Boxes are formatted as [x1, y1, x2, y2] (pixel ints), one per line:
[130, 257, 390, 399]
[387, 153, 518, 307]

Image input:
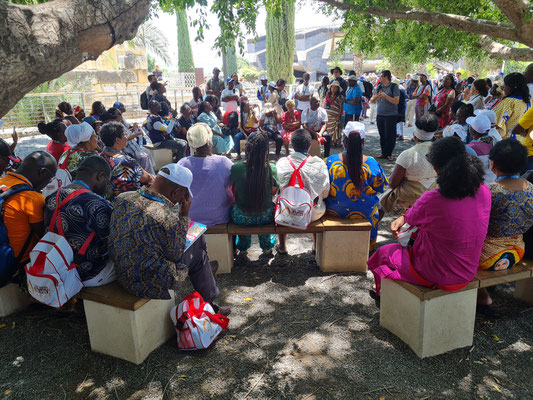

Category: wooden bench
[76, 282, 175, 364]
[144, 145, 173, 171]
[380, 259, 533, 358]
[204, 216, 372, 274]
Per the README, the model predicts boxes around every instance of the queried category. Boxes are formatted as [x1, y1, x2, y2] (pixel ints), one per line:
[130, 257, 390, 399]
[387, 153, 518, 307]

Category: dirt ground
[1, 123, 533, 400]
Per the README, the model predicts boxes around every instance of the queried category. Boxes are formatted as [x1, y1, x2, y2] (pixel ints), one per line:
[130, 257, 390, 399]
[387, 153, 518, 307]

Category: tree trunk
[352, 53, 364, 77]
[266, 0, 296, 84]
[0, 0, 151, 118]
[176, 8, 195, 73]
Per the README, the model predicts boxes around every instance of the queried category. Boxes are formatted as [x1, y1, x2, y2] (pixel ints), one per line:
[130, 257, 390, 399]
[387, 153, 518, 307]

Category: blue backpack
[0, 184, 35, 287]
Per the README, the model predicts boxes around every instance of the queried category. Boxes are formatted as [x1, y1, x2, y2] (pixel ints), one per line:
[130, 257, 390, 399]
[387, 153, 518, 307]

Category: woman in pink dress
[281, 100, 301, 156]
[368, 137, 491, 302]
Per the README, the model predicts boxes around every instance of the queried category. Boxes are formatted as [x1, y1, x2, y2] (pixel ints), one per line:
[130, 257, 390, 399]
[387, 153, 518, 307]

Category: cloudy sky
[153, 0, 339, 72]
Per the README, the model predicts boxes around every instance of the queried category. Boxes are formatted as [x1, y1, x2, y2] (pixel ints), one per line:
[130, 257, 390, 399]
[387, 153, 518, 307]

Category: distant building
[246, 26, 381, 80]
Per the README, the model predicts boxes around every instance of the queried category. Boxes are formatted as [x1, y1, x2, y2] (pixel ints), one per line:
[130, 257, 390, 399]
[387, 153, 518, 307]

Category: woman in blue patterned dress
[325, 121, 388, 250]
[197, 101, 234, 155]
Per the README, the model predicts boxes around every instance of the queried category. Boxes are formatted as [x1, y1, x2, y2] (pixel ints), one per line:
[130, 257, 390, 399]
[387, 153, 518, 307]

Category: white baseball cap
[158, 164, 194, 198]
[474, 109, 496, 125]
[343, 121, 366, 139]
[466, 114, 491, 134]
[268, 81, 277, 88]
[259, 74, 267, 81]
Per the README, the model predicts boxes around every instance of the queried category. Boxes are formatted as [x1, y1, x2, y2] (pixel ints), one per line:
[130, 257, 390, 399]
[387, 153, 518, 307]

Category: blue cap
[113, 102, 124, 110]
[226, 77, 233, 84]
[82, 116, 97, 125]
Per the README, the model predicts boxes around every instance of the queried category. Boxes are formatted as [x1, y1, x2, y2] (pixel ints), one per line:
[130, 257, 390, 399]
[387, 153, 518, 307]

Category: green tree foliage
[176, 8, 195, 72]
[266, 0, 295, 83]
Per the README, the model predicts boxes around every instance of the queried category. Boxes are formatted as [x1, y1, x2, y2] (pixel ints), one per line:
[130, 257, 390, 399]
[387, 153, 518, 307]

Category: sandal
[387, 156, 394, 162]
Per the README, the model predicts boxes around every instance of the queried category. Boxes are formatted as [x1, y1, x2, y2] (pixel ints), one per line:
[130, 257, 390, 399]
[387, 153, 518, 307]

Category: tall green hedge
[223, 45, 238, 79]
[265, 0, 295, 84]
[176, 9, 195, 73]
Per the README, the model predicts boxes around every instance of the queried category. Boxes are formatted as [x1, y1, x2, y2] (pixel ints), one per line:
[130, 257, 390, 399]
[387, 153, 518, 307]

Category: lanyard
[104, 148, 120, 154]
[496, 174, 521, 182]
[72, 180, 91, 191]
[138, 189, 166, 205]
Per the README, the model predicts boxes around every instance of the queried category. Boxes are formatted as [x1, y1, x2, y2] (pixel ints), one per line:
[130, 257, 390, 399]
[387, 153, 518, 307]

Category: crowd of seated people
[0, 66, 531, 324]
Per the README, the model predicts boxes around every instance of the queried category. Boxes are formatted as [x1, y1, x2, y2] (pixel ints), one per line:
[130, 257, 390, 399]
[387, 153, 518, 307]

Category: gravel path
[1, 122, 532, 399]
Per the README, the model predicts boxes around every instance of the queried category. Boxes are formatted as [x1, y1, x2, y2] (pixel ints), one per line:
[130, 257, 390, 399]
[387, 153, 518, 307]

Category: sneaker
[275, 244, 288, 255]
[262, 248, 273, 256]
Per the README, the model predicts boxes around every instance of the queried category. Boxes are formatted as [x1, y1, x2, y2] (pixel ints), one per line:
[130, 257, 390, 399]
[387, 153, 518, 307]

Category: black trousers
[323, 131, 332, 158]
[180, 236, 219, 303]
[265, 128, 283, 155]
[344, 114, 360, 127]
[376, 115, 398, 157]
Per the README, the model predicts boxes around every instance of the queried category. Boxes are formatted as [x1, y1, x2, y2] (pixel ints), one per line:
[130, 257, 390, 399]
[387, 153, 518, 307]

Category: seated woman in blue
[325, 121, 388, 250]
[197, 101, 234, 155]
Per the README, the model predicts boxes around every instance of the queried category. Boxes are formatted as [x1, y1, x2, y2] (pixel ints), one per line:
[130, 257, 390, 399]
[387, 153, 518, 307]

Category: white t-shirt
[301, 107, 328, 132]
[221, 88, 239, 113]
[295, 83, 315, 111]
[395, 141, 437, 188]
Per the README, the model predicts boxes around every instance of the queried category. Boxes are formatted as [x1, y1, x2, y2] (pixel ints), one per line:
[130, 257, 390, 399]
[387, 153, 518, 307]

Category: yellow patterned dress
[494, 96, 528, 139]
[324, 153, 388, 249]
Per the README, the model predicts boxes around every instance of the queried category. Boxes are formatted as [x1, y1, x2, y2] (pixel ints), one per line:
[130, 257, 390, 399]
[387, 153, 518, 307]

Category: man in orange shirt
[0, 151, 57, 281]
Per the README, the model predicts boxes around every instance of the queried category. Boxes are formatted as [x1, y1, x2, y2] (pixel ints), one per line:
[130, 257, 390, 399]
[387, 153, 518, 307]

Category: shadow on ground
[1, 130, 532, 399]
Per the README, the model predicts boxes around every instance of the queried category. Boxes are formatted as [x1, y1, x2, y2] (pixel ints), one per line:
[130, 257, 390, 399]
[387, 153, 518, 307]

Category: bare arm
[388, 165, 406, 190]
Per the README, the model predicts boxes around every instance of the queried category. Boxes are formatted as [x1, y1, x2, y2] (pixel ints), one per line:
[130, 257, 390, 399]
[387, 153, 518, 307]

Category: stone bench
[144, 145, 173, 171]
[76, 282, 175, 364]
[380, 259, 533, 358]
[204, 216, 372, 274]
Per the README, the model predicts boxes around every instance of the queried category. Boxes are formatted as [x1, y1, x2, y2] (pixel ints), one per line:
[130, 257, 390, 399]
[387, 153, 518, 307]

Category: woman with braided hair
[230, 133, 279, 255]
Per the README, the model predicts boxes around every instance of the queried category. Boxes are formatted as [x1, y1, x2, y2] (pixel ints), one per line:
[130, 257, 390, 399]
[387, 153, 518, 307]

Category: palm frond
[134, 21, 171, 65]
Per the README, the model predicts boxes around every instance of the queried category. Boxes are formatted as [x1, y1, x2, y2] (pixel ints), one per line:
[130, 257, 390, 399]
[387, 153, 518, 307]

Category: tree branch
[491, 0, 531, 27]
[480, 35, 533, 61]
[0, 0, 151, 118]
[318, 0, 522, 43]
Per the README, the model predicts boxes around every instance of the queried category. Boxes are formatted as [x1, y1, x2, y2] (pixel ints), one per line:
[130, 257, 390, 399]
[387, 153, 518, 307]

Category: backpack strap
[49, 188, 96, 270]
[0, 184, 35, 263]
[287, 156, 309, 189]
[59, 149, 82, 170]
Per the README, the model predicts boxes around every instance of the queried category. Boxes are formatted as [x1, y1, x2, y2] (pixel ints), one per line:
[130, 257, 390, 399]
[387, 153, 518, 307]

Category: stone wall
[64, 43, 149, 92]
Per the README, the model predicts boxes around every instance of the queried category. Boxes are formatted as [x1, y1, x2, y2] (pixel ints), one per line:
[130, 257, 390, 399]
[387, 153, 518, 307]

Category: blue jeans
[231, 205, 276, 251]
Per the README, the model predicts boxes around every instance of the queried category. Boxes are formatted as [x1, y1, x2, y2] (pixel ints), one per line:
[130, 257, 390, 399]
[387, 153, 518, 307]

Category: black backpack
[140, 91, 149, 110]
[0, 184, 35, 287]
[397, 86, 406, 115]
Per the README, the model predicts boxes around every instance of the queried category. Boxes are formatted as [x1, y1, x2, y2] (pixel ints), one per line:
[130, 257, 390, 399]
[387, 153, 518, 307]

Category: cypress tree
[223, 45, 238, 79]
[265, 0, 295, 84]
[176, 8, 195, 73]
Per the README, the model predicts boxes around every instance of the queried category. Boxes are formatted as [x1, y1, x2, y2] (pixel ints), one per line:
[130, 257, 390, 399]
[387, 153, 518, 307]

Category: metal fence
[1, 82, 303, 132]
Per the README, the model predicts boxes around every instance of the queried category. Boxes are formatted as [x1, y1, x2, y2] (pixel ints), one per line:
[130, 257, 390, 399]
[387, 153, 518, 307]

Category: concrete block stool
[0, 283, 33, 317]
[144, 145, 173, 172]
[315, 216, 371, 273]
[204, 224, 233, 274]
[380, 279, 479, 358]
[77, 282, 175, 364]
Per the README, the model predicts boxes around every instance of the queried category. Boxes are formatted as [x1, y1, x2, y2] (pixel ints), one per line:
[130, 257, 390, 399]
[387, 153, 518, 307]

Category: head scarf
[65, 122, 94, 147]
[187, 122, 213, 152]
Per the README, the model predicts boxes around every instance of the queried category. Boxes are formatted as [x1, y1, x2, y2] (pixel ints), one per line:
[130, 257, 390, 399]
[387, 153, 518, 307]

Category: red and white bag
[42, 149, 78, 197]
[171, 292, 229, 351]
[25, 189, 94, 308]
[275, 156, 313, 230]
